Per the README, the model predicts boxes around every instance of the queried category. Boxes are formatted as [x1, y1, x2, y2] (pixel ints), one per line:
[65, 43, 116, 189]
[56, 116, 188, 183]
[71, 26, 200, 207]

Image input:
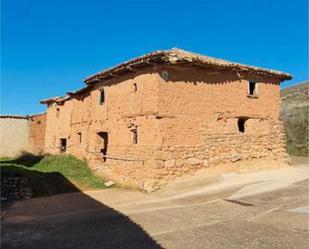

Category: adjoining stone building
[40, 48, 292, 191]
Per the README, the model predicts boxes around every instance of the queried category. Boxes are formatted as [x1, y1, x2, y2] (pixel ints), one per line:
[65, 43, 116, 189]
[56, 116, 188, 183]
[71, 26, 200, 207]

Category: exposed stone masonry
[1, 173, 33, 202]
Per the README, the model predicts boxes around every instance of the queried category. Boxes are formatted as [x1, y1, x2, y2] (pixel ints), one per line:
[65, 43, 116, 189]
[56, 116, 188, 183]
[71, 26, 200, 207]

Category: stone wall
[1, 173, 33, 202]
[154, 120, 287, 181]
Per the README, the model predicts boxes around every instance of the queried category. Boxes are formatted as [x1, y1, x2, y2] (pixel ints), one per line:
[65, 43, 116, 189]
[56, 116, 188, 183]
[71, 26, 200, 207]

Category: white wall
[0, 118, 29, 158]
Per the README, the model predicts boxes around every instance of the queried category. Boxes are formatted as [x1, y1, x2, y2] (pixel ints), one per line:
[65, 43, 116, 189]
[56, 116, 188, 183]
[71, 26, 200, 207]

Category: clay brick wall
[44, 68, 162, 189]
[28, 113, 46, 154]
[44, 99, 73, 153]
[43, 65, 288, 191]
[146, 65, 288, 189]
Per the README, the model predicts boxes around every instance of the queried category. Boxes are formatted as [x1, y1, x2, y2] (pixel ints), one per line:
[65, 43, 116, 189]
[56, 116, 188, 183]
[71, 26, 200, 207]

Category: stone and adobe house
[40, 48, 292, 191]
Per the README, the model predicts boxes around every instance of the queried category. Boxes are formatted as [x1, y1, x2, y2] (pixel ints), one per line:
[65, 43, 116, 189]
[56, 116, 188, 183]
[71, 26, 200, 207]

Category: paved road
[2, 163, 309, 249]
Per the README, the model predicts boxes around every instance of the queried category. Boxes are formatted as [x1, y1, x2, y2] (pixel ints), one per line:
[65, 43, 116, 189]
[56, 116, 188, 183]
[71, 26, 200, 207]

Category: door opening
[60, 138, 67, 153]
[97, 132, 108, 162]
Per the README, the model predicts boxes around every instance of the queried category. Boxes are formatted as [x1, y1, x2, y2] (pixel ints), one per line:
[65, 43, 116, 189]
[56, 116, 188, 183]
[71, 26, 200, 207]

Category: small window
[99, 89, 105, 104]
[238, 118, 246, 133]
[56, 108, 60, 118]
[77, 132, 82, 144]
[60, 138, 67, 153]
[133, 83, 137, 92]
[131, 129, 137, 144]
[248, 81, 257, 96]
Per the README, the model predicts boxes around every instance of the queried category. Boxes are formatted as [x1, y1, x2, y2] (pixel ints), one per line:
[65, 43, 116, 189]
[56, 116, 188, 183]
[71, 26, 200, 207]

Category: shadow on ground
[1, 165, 80, 197]
[1, 152, 44, 167]
[1, 168, 163, 249]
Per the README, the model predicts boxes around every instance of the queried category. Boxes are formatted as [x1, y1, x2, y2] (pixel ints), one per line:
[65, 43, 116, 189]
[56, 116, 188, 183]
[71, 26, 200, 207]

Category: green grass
[1, 154, 106, 197]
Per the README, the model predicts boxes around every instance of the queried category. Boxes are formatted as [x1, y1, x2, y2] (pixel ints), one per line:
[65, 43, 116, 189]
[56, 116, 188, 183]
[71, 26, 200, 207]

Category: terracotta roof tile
[84, 48, 292, 84]
[0, 115, 30, 120]
[41, 48, 292, 105]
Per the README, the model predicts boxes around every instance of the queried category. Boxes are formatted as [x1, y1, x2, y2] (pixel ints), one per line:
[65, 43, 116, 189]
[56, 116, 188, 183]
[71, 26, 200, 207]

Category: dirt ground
[2, 157, 309, 249]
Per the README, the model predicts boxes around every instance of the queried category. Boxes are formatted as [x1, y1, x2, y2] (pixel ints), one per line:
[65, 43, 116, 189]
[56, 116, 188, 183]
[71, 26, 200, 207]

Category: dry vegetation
[280, 81, 308, 156]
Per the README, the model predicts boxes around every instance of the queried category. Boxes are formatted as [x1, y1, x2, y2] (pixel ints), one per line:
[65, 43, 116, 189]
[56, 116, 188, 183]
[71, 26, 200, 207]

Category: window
[99, 89, 105, 104]
[131, 129, 138, 144]
[77, 132, 82, 144]
[56, 108, 60, 118]
[60, 138, 67, 153]
[238, 118, 246, 133]
[248, 81, 258, 96]
[133, 83, 137, 92]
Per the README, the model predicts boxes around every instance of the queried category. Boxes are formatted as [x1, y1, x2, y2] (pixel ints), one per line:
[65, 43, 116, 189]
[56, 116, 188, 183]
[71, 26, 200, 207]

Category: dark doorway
[60, 138, 67, 153]
[97, 132, 108, 161]
[238, 118, 247, 133]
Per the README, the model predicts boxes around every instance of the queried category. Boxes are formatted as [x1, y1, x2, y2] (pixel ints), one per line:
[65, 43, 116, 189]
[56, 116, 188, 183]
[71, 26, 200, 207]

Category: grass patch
[1, 154, 106, 197]
[33, 155, 106, 189]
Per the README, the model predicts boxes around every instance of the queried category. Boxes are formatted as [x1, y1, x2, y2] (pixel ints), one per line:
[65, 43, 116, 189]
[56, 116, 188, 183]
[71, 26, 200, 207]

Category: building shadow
[1, 152, 44, 167]
[1, 168, 163, 249]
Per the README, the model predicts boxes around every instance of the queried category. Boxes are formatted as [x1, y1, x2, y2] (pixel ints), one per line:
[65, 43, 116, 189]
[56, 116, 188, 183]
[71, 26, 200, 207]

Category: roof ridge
[83, 48, 292, 84]
[41, 48, 292, 104]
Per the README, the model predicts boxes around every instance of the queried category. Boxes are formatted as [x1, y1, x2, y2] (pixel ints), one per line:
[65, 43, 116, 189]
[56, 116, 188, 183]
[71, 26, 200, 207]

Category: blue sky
[1, 0, 308, 115]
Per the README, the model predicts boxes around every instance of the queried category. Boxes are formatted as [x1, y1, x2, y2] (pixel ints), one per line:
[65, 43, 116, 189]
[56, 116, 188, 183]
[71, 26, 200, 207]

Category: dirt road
[2, 161, 309, 249]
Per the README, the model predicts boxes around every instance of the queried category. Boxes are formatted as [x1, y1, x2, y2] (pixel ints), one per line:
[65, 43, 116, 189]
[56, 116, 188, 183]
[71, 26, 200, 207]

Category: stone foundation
[89, 120, 289, 192]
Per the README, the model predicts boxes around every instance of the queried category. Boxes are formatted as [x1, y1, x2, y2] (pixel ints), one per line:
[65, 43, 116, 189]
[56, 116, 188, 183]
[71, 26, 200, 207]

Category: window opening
[238, 118, 246, 133]
[248, 81, 257, 96]
[131, 129, 138, 144]
[77, 132, 82, 144]
[99, 89, 105, 104]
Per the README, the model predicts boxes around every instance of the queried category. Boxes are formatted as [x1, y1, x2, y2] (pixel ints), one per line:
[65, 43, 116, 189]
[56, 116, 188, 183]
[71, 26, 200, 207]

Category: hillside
[280, 81, 308, 156]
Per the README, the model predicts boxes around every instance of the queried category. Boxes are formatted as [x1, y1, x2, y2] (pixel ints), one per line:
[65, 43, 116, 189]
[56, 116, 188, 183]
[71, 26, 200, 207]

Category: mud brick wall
[0, 114, 46, 158]
[28, 113, 46, 154]
[43, 65, 289, 191]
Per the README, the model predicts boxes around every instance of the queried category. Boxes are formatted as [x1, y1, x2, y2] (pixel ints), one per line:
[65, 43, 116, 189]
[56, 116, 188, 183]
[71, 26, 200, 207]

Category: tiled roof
[40, 96, 70, 104]
[41, 48, 292, 105]
[0, 115, 30, 120]
[84, 48, 292, 84]
[0, 113, 46, 119]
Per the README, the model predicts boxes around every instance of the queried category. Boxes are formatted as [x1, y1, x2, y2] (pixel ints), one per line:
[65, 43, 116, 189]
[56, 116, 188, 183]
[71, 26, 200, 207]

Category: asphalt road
[2, 163, 309, 249]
